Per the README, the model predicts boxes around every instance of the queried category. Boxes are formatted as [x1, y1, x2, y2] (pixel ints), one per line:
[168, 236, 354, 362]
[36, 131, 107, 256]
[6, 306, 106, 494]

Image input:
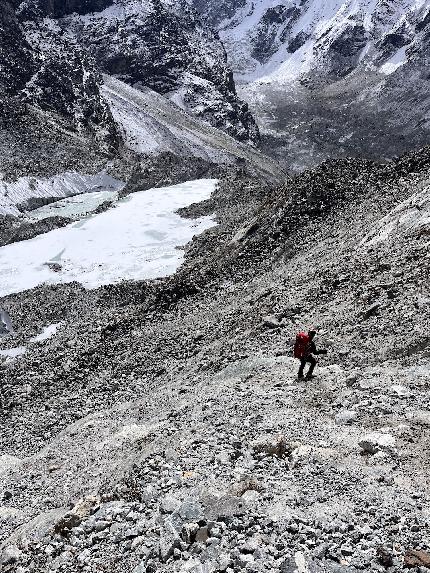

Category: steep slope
[190, 0, 430, 168]
[189, 0, 428, 84]
[0, 145, 429, 572]
[102, 76, 282, 179]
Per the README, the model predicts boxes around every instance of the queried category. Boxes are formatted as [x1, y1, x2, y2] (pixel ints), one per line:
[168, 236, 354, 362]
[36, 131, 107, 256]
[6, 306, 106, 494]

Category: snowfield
[0, 180, 218, 296]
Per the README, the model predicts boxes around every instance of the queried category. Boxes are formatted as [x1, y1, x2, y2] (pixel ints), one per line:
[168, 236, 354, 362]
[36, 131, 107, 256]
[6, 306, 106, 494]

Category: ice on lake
[0, 180, 217, 297]
[27, 189, 119, 221]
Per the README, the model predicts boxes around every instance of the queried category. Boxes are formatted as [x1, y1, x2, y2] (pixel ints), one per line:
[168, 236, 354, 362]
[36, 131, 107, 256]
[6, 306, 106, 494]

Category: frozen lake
[0, 180, 217, 297]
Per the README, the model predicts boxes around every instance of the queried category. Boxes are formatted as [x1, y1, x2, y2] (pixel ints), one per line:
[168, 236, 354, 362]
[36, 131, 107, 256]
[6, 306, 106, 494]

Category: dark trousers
[298, 355, 316, 378]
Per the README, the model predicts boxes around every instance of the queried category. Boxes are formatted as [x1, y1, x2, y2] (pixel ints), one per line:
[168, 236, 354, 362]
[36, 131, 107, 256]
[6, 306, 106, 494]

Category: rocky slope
[189, 0, 430, 169]
[101, 77, 280, 179]
[0, 144, 429, 572]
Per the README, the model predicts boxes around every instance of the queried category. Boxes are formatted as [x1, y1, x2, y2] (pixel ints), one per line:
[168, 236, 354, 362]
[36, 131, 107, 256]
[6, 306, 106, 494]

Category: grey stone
[160, 495, 181, 514]
[93, 519, 111, 532]
[359, 432, 396, 454]
[250, 435, 290, 457]
[159, 519, 182, 562]
[335, 410, 357, 425]
[203, 495, 247, 521]
[178, 499, 205, 522]
[1, 545, 23, 566]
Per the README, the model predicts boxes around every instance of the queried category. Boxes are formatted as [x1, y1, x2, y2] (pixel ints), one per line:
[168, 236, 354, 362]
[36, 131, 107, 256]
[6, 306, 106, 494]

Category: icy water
[0, 180, 217, 297]
[27, 189, 119, 221]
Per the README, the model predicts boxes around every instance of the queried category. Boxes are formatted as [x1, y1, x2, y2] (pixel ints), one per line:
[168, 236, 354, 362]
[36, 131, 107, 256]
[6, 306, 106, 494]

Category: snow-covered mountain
[190, 0, 430, 168]
[189, 0, 430, 84]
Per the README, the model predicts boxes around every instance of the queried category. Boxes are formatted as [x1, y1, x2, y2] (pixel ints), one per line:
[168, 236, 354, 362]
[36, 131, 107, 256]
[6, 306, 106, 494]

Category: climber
[294, 329, 327, 380]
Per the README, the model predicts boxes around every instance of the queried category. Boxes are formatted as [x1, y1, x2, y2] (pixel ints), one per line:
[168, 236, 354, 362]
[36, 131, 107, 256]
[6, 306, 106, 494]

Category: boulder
[358, 432, 396, 454]
[159, 518, 181, 562]
[177, 499, 205, 522]
[203, 495, 246, 521]
[54, 495, 100, 534]
[335, 410, 357, 425]
[251, 435, 290, 457]
[262, 315, 281, 329]
[160, 495, 181, 514]
[345, 373, 360, 387]
[390, 384, 411, 397]
[0, 545, 22, 566]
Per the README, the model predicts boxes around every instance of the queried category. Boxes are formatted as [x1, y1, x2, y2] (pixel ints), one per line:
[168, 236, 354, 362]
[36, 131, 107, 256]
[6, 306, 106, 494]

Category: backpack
[294, 332, 310, 359]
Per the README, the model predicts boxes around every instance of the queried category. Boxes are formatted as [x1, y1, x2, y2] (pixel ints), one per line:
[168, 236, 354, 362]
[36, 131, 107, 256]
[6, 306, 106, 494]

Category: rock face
[188, 0, 428, 84]
[0, 2, 36, 94]
[0, 0, 120, 178]
[58, 0, 259, 143]
[21, 19, 119, 149]
[17, 0, 114, 19]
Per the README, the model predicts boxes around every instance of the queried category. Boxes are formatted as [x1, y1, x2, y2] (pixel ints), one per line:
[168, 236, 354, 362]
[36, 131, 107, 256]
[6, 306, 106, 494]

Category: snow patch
[379, 46, 407, 75]
[0, 346, 27, 361]
[30, 323, 63, 343]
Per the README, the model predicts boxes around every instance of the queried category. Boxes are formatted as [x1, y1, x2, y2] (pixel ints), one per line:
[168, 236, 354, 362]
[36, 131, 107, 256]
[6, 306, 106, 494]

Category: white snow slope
[0, 180, 217, 297]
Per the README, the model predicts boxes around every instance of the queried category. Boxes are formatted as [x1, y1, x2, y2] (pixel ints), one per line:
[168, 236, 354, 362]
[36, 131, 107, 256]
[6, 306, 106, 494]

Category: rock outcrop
[60, 0, 259, 143]
[0, 0, 120, 178]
